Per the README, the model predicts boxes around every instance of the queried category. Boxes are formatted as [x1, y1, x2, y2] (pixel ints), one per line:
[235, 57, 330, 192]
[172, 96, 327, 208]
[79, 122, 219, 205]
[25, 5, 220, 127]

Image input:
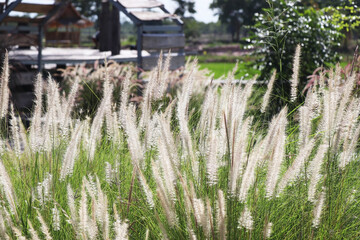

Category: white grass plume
[60, 121, 84, 180]
[114, 217, 128, 240]
[265, 107, 287, 198]
[206, 117, 219, 185]
[123, 104, 144, 167]
[229, 117, 252, 195]
[308, 144, 328, 202]
[278, 139, 315, 194]
[261, 69, 277, 113]
[67, 184, 77, 229]
[339, 124, 360, 169]
[239, 206, 253, 230]
[79, 179, 88, 238]
[0, 51, 9, 118]
[87, 81, 113, 161]
[265, 221, 272, 238]
[28, 219, 40, 240]
[238, 138, 265, 202]
[12, 226, 26, 240]
[313, 191, 325, 227]
[9, 104, 21, 156]
[119, 69, 132, 127]
[37, 210, 53, 240]
[152, 160, 177, 226]
[176, 59, 197, 167]
[52, 206, 60, 231]
[217, 190, 226, 240]
[290, 44, 301, 102]
[138, 169, 155, 209]
[29, 74, 44, 151]
[0, 160, 16, 215]
[62, 75, 80, 132]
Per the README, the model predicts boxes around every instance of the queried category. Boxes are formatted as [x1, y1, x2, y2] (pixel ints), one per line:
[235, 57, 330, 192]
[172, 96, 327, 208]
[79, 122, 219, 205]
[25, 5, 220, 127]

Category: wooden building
[45, 2, 93, 47]
[0, 0, 185, 72]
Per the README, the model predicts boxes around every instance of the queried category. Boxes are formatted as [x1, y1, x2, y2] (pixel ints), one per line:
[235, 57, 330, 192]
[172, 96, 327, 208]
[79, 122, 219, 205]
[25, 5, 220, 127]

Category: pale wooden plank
[142, 54, 185, 71]
[142, 33, 184, 50]
[118, 0, 163, 8]
[8, 47, 149, 65]
[130, 11, 172, 21]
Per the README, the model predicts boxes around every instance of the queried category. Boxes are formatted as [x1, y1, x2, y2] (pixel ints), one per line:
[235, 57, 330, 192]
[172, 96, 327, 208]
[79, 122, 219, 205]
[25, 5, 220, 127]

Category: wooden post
[38, 24, 43, 73]
[99, 1, 112, 52]
[111, 6, 120, 55]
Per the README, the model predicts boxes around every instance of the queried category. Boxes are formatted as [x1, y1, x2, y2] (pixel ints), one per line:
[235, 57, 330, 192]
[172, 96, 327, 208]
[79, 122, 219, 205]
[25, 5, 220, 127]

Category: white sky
[162, 0, 217, 23]
[6, 0, 217, 23]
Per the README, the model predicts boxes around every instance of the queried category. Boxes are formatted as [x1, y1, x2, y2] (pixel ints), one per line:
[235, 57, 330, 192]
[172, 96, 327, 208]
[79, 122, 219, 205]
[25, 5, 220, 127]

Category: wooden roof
[12, 3, 54, 14]
[46, 3, 93, 28]
[117, 0, 163, 9]
[130, 11, 173, 21]
[0, 2, 93, 28]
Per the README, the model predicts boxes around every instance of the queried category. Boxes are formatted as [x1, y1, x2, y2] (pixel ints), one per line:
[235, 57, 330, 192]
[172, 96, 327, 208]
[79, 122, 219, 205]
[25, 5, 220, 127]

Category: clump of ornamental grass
[0, 51, 358, 239]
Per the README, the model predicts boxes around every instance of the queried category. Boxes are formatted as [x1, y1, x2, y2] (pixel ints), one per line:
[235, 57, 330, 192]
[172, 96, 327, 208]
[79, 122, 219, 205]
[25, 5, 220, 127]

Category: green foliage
[183, 17, 201, 40]
[324, 0, 360, 32]
[210, 0, 267, 41]
[172, 0, 196, 17]
[253, 0, 343, 104]
[72, 0, 102, 23]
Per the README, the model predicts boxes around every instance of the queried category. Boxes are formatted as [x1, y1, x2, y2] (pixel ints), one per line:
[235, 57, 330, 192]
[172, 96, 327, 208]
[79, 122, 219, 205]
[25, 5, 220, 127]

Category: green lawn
[199, 61, 260, 79]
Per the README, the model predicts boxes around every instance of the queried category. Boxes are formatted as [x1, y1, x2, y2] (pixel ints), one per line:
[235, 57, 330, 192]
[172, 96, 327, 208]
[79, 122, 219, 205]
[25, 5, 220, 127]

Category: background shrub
[253, 0, 343, 106]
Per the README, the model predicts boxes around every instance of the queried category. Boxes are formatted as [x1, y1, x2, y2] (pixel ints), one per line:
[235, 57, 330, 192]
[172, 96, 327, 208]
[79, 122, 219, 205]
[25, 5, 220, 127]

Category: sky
[162, 0, 217, 23]
[8, 0, 218, 23]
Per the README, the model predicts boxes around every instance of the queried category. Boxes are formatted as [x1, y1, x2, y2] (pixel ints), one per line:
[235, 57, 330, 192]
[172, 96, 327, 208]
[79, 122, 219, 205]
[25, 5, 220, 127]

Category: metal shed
[110, 0, 185, 70]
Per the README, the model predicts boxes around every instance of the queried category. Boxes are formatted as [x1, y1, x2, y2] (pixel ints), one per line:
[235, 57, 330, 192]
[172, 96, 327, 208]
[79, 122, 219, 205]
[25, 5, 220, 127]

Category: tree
[210, 0, 267, 42]
[71, 0, 102, 27]
[172, 0, 196, 17]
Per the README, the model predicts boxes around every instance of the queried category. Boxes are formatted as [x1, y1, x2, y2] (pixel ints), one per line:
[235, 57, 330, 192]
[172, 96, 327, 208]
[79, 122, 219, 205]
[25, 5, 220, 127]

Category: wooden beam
[159, 5, 183, 25]
[0, 25, 39, 33]
[2, 16, 43, 24]
[41, 2, 66, 25]
[0, 0, 21, 22]
[142, 33, 185, 50]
